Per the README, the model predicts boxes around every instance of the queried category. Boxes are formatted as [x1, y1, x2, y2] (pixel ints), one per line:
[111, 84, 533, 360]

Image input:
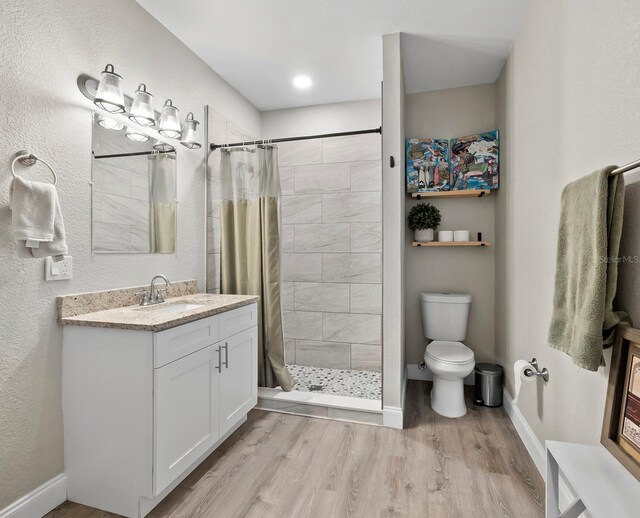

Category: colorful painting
[450, 130, 499, 190]
[406, 138, 450, 193]
[620, 351, 640, 462]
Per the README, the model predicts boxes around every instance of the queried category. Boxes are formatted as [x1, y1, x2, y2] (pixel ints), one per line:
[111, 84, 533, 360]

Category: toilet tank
[420, 293, 472, 341]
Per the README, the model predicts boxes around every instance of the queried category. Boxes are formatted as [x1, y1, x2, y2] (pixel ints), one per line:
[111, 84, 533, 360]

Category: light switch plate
[45, 255, 73, 281]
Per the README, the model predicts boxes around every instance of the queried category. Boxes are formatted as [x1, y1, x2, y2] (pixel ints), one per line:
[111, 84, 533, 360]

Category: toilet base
[430, 376, 467, 418]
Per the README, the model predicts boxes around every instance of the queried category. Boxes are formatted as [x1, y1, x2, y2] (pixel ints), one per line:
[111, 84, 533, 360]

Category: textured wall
[0, 0, 259, 508]
[404, 84, 496, 365]
[495, 0, 640, 446]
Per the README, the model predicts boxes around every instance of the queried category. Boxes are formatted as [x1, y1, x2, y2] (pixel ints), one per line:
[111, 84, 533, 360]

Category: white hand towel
[10, 176, 56, 241]
[10, 176, 68, 258]
[31, 194, 68, 258]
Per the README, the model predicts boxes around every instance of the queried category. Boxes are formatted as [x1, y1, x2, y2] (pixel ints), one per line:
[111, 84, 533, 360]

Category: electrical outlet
[45, 255, 73, 281]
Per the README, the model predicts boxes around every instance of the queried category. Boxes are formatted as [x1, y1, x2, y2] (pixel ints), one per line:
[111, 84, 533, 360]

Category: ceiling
[136, 0, 528, 111]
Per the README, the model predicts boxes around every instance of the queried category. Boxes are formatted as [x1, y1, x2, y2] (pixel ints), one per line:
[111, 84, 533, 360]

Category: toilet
[420, 293, 475, 418]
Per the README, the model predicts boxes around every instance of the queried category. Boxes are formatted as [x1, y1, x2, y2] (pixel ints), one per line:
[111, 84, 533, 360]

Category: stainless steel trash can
[473, 363, 503, 407]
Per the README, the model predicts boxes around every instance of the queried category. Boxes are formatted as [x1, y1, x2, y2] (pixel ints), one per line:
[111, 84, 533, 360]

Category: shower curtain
[220, 146, 294, 391]
[148, 153, 176, 253]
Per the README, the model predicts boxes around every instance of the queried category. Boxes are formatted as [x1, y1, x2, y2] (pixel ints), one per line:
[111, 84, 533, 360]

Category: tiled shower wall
[278, 134, 382, 372]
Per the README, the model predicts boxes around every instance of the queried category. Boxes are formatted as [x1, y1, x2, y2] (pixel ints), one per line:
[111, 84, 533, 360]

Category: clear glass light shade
[97, 115, 124, 130]
[125, 129, 149, 142]
[129, 83, 155, 126]
[153, 140, 175, 152]
[158, 99, 181, 139]
[180, 112, 201, 149]
[93, 64, 125, 113]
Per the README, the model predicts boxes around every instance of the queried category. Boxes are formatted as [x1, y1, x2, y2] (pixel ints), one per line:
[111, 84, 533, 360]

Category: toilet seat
[426, 341, 474, 364]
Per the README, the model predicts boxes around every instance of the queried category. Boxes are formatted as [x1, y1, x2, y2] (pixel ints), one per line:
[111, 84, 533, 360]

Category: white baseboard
[382, 406, 404, 428]
[0, 474, 67, 518]
[407, 363, 475, 385]
[502, 388, 588, 517]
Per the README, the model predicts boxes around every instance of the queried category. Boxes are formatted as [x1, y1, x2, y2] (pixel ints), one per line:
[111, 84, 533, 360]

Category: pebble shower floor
[287, 364, 381, 400]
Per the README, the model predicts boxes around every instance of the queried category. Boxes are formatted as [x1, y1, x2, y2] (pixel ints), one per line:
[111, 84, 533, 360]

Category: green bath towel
[548, 166, 627, 371]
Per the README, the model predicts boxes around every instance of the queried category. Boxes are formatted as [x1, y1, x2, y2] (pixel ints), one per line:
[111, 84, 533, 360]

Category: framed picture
[601, 325, 640, 481]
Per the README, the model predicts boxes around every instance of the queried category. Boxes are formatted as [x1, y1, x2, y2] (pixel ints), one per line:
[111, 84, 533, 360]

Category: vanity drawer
[218, 304, 258, 340]
[154, 316, 219, 368]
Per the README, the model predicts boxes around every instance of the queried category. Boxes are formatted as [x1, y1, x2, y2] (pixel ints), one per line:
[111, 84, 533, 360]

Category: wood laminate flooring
[47, 381, 544, 518]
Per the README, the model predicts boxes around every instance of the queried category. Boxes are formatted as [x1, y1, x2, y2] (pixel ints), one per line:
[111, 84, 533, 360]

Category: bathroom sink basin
[145, 303, 206, 314]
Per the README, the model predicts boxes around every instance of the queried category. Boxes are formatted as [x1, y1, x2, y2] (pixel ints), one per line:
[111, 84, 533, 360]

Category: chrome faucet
[136, 275, 171, 306]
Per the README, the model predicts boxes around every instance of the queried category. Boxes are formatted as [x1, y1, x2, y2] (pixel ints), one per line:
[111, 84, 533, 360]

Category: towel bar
[11, 150, 58, 185]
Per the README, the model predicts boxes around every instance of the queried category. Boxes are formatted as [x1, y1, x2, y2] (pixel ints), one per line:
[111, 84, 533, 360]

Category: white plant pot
[414, 228, 434, 242]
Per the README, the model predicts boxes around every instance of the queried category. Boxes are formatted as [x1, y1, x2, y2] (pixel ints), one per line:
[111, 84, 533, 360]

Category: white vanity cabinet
[63, 302, 258, 518]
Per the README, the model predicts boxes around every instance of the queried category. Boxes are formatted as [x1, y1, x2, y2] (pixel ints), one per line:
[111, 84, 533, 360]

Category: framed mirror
[91, 113, 177, 253]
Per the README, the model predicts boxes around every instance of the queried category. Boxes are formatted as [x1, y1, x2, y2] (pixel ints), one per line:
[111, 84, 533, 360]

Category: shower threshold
[257, 364, 382, 426]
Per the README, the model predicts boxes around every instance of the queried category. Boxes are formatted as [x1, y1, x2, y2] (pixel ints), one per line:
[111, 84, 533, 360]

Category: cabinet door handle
[216, 347, 222, 373]
[223, 343, 229, 369]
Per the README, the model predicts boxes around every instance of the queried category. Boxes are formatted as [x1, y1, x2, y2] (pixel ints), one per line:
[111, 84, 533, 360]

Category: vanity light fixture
[180, 112, 201, 149]
[93, 64, 126, 113]
[97, 114, 124, 131]
[153, 140, 175, 152]
[129, 84, 155, 126]
[125, 129, 150, 142]
[158, 99, 181, 139]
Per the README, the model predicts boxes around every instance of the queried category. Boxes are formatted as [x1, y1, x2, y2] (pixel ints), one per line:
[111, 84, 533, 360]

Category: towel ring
[11, 151, 58, 185]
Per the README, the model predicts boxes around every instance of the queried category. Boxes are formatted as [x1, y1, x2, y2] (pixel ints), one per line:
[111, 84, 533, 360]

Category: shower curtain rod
[92, 149, 176, 160]
[209, 126, 382, 151]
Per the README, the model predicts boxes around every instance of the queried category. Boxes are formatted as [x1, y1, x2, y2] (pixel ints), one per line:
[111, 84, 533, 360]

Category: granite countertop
[59, 293, 259, 332]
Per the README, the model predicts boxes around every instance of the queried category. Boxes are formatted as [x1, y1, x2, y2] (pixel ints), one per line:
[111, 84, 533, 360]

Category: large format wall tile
[351, 222, 382, 252]
[130, 171, 149, 201]
[294, 282, 350, 313]
[280, 166, 295, 195]
[294, 223, 350, 253]
[281, 224, 295, 253]
[323, 253, 381, 283]
[282, 281, 294, 310]
[322, 192, 381, 223]
[130, 225, 149, 252]
[282, 194, 322, 223]
[277, 133, 384, 372]
[322, 134, 381, 163]
[283, 310, 323, 340]
[278, 140, 323, 167]
[350, 160, 382, 192]
[351, 344, 382, 372]
[92, 221, 131, 252]
[282, 253, 322, 281]
[295, 163, 350, 194]
[295, 340, 351, 369]
[350, 284, 382, 314]
[323, 313, 382, 345]
[97, 192, 148, 226]
[285, 338, 296, 364]
[93, 162, 133, 198]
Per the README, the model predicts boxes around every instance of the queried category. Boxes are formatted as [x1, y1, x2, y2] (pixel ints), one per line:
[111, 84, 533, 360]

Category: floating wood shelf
[411, 190, 491, 199]
[412, 241, 491, 247]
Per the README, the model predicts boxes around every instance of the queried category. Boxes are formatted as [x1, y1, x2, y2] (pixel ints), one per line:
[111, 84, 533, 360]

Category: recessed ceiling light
[293, 75, 312, 89]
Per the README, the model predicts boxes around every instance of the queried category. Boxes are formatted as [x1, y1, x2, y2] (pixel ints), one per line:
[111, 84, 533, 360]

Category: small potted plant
[408, 202, 441, 242]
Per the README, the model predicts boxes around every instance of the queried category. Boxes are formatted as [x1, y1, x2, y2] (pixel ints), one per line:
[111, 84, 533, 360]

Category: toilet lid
[426, 341, 474, 364]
